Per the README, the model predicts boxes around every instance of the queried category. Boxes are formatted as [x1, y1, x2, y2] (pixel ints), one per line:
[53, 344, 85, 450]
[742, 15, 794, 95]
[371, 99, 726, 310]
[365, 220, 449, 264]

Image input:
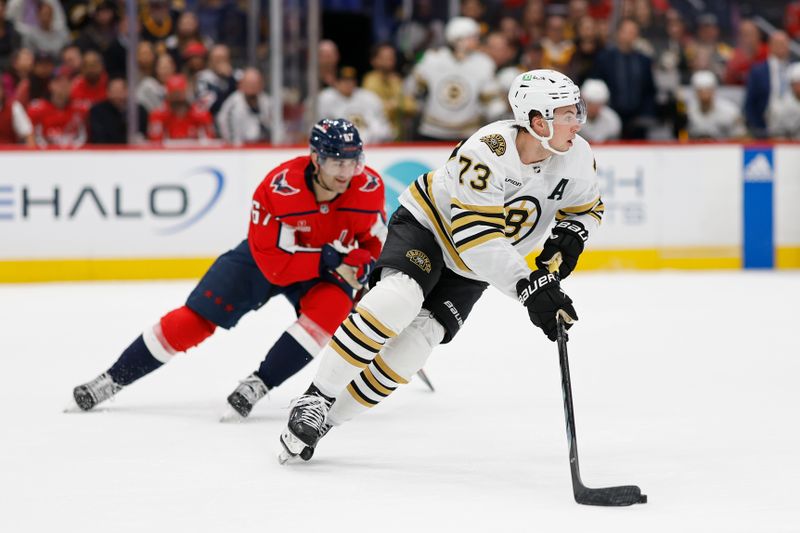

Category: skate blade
[219, 407, 247, 423]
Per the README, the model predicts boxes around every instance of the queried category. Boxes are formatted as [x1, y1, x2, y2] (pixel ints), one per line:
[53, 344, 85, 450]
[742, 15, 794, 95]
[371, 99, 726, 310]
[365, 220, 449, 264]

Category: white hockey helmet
[445, 17, 480, 45]
[581, 78, 610, 104]
[508, 69, 586, 155]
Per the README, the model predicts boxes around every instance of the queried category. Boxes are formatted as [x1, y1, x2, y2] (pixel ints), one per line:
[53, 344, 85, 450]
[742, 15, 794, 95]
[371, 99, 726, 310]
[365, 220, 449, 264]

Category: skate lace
[291, 394, 331, 431]
[239, 375, 268, 402]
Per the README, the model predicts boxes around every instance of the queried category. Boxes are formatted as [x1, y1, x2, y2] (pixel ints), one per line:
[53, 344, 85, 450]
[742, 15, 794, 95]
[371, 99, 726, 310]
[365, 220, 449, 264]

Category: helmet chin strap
[524, 121, 571, 156]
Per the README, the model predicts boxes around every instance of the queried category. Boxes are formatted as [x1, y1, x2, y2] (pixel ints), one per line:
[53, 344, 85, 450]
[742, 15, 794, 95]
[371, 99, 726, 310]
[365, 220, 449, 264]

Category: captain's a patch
[479, 134, 507, 156]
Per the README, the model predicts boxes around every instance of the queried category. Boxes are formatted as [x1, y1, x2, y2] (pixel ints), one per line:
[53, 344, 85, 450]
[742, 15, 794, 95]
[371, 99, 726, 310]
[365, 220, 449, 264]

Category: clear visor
[551, 99, 587, 125]
[318, 153, 365, 177]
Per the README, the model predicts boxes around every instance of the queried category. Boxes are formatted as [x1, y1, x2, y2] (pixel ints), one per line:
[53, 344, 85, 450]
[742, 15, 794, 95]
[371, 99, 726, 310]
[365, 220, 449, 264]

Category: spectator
[592, 18, 657, 139]
[568, 15, 601, 86]
[5, 0, 67, 36]
[16, 2, 69, 56]
[0, 76, 34, 145]
[362, 42, 416, 140]
[768, 63, 800, 139]
[578, 78, 621, 142]
[147, 73, 215, 143]
[317, 66, 392, 144]
[724, 19, 767, 86]
[166, 11, 212, 71]
[73, 0, 126, 77]
[1, 47, 32, 99]
[27, 66, 87, 147]
[60, 44, 82, 81]
[319, 39, 340, 89]
[686, 70, 745, 140]
[410, 16, 497, 141]
[14, 51, 54, 106]
[745, 31, 792, 138]
[136, 52, 175, 113]
[482, 32, 519, 120]
[135, 42, 156, 81]
[786, 2, 800, 41]
[196, 44, 237, 116]
[88, 77, 147, 144]
[181, 41, 207, 94]
[497, 16, 523, 54]
[656, 8, 692, 85]
[541, 15, 575, 72]
[519, 0, 546, 48]
[566, 0, 590, 40]
[216, 67, 270, 145]
[70, 49, 108, 113]
[0, 0, 21, 70]
[139, 0, 178, 46]
[686, 14, 732, 81]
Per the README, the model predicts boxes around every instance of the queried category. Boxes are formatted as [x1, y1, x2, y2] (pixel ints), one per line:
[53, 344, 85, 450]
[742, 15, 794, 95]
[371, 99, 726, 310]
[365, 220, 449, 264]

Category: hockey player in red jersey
[72, 119, 387, 419]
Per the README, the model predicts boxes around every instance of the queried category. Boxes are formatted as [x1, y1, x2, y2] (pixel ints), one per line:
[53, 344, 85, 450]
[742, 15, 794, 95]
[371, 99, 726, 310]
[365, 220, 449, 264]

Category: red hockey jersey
[248, 156, 387, 287]
[27, 98, 88, 147]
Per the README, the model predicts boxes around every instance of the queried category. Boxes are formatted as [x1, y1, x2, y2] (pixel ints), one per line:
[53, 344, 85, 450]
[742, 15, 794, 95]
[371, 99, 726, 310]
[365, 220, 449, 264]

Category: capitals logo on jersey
[359, 173, 381, 193]
[271, 170, 300, 195]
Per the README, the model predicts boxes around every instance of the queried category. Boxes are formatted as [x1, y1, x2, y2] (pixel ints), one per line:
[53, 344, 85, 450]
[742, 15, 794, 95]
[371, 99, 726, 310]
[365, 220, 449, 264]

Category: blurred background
[0, 0, 798, 281]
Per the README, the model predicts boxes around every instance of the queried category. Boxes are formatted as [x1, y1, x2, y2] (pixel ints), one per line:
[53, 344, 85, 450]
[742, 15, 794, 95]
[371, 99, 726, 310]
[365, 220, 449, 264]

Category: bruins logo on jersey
[479, 134, 506, 157]
[504, 196, 542, 245]
[406, 249, 432, 273]
[436, 75, 470, 110]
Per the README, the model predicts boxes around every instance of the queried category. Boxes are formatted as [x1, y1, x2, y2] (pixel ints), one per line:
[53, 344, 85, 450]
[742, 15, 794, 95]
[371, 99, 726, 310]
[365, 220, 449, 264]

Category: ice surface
[1, 272, 799, 532]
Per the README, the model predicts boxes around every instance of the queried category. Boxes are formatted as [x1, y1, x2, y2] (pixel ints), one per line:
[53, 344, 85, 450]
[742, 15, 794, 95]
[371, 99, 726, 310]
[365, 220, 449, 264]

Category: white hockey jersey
[579, 107, 622, 143]
[767, 93, 800, 139]
[412, 48, 498, 139]
[687, 97, 746, 140]
[317, 87, 393, 144]
[399, 120, 603, 299]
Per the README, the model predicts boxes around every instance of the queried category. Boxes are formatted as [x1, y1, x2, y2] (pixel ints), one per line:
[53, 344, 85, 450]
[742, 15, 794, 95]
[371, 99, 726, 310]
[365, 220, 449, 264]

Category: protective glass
[318, 153, 365, 177]
[551, 99, 587, 125]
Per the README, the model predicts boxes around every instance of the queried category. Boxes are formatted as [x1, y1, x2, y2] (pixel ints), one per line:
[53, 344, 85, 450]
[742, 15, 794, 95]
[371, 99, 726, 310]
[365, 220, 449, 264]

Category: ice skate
[223, 374, 268, 421]
[278, 386, 334, 464]
[72, 372, 123, 411]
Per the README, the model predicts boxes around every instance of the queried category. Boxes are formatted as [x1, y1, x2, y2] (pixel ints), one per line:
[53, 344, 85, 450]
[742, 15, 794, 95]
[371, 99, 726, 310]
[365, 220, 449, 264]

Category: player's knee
[287, 314, 332, 357]
[158, 306, 217, 353]
[380, 310, 444, 380]
[357, 269, 425, 335]
[299, 282, 354, 335]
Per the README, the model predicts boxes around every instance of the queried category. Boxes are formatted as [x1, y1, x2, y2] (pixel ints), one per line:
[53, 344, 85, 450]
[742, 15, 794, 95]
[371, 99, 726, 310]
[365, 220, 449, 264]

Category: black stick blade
[574, 485, 647, 506]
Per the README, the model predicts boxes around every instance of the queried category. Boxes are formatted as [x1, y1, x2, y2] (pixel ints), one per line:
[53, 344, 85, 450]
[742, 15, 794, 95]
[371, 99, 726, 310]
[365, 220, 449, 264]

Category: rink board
[0, 143, 797, 281]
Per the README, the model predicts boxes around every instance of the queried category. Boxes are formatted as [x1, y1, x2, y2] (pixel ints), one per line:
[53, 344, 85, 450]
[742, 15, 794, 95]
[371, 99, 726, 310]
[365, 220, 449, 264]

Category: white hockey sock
[328, 311, 444, 426]
[313, 270, 424, 398]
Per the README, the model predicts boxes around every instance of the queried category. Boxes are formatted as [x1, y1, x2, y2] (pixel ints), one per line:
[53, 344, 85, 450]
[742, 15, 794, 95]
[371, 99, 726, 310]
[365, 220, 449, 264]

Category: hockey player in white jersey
[279, 69, 604, 463]
[410, 17, 500, 141]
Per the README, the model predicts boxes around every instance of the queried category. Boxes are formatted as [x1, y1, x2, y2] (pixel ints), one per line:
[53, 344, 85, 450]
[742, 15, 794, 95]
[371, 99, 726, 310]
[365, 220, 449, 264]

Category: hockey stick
[416, 369, 435, 392]
[555, 314, 647, 506]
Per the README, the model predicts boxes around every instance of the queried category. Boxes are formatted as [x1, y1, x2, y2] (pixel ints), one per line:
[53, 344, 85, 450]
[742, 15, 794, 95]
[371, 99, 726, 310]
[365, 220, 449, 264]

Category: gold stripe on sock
[342, 317, 383, 351]
[356, 306, 397, 338]
[373, 355, 409, 385]
[347, 382, 378, 407]
[363, 367, 394, 396]
[330, 337, 369, 369]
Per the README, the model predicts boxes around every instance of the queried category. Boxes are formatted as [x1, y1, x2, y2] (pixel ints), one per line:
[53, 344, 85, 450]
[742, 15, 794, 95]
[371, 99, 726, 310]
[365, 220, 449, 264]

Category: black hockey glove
[516, 269, 577, 342]
[535, 220, 588, 279]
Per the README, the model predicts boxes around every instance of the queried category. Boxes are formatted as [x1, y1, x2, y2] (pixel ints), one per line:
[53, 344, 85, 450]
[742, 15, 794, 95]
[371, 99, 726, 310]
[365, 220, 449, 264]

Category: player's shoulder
[465, 51, 495, 73]
[257, 156, 311, 199]
[460, 120, 517, 160]
[343, 165, 385, 209]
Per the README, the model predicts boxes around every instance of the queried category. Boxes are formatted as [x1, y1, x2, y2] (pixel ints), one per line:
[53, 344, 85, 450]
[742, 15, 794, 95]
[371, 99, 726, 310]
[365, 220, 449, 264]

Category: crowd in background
[0, 0, 799, 148]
